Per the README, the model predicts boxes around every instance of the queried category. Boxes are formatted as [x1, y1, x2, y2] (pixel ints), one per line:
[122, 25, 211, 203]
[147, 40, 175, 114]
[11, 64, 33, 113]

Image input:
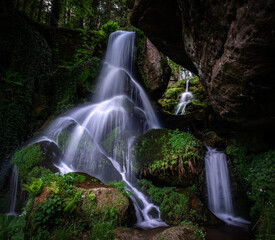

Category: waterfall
[205, 147, 250, 227]
[6, 165, 18, 216]
[29, 31, 167, 229]
[175, 80, 193, 115]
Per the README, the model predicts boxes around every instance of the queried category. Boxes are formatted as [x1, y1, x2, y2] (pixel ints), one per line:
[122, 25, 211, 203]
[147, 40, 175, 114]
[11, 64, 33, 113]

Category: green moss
[226, 142, 275, 239]
[135, 129, 204, 181]
[139, 179, 206, 225]
[12, 145, 45, 179]
[158, 75, 209, 114]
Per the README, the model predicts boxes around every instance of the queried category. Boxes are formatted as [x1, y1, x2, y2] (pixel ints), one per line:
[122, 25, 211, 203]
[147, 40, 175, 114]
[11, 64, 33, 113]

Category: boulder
[136, 31, 171, 100]
[133, 129, 204, 187]
[114, 225, 205, 240]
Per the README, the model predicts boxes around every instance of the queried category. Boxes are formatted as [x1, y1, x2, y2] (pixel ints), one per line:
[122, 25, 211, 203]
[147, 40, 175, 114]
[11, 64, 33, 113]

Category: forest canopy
[2, 0, 134, 29]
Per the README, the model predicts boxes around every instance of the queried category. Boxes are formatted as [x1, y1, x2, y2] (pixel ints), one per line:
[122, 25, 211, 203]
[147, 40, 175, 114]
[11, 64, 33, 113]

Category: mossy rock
[25, 172, 136, 239]
[152, 225, 205, 240]
[133, 129, 205, 187]
[114, 225, 205, 240]
[139, 179, 208, 226]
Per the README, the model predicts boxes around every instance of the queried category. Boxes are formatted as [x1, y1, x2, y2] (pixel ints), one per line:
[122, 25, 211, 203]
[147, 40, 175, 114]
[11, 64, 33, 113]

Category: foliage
[25, 173, 87, 239]
[24, 178, 44, 197]
[23, 172, 129, 239]
[226, 142, 275, 239]
[15, 0, 132, 30]
[12, 145, 45, 179]
[135, 129, 204, 181]
[0, 214, 25, 240]
[109, 180, 130, 197]
[100, 21, 120, 38]
[138, 179, 206, 225]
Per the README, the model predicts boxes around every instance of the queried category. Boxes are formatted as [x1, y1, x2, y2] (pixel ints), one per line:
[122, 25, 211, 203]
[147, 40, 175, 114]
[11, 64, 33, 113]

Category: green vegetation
[0, 214, 26, 240]
[158, 74, 208, 114]
[135, 129, 204, 186]
[109, 180, 130, 197]
[226, 142, 275, 239]
[139, 179, 206, 225]
[13, 0, 133, 30]
[20, 172, 131, 239]
[12, 145, 45, 179]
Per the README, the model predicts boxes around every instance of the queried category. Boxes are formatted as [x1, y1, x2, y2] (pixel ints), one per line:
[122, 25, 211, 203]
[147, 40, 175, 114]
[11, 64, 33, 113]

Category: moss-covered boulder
[139, 179, 207, 225]
[152, 225, 205, 240]
[133, 129, 205, 187]
[114, 225, 205, 240]
[12, 142, 62, 182]
[25, 172, 136, 240]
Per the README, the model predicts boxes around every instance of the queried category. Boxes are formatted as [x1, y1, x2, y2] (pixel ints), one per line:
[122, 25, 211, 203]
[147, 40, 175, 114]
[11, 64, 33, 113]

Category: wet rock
[152, 225, 204, 240]
[130, 0, 275, 128]
[115, 225, 205, 240]
[136, 32, 171, 100]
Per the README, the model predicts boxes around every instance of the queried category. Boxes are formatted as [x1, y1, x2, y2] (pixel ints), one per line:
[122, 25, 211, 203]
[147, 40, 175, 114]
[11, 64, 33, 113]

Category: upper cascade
[28, 30, 166, 229]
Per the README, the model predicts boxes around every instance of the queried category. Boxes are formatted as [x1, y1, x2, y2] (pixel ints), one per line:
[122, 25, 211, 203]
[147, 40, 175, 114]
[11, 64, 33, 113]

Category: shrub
[12, 145, 44, 178]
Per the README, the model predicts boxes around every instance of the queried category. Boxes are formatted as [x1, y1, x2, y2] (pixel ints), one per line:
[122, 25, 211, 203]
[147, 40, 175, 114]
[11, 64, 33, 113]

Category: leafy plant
[23, 178, 43, 196]
[0, 214, 25, 240]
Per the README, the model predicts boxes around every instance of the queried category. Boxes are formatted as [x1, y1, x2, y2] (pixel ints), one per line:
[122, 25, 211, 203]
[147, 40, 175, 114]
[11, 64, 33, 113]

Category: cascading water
[6, 165, 18, 216]
[29, 31, 167, 229]
[175, 80, 193, 115]
[205, 147, 250, 227]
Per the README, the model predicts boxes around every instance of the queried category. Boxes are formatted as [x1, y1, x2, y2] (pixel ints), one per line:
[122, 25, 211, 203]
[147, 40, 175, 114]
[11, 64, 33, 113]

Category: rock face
[136, 33, 171, 100]
[130, 0, 275, 127]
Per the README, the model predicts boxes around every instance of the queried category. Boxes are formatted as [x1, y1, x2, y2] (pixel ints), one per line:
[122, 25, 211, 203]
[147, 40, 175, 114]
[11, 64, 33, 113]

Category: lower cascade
[28, 30, 167, 229]
[205, 147, 250, 227]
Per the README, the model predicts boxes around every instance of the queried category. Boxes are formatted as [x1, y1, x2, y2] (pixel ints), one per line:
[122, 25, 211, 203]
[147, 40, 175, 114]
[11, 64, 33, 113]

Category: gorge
[0, 0, 274, 239]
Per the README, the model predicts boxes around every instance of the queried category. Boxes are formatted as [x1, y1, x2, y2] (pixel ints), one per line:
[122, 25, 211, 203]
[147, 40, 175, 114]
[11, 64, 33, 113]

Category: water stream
[29, 31, 167, 229]
[6, 165, 18, 216]
[175, 80, 193, 115]
[205, 147, 250, 227]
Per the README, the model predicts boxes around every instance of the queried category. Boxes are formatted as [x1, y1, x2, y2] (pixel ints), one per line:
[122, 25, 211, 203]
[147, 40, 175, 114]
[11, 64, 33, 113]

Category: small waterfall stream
[6, 165, 18, 216]
[205, 147, 250, 227]
[29, 31, 167, 229]
[175, 80, 193, 115]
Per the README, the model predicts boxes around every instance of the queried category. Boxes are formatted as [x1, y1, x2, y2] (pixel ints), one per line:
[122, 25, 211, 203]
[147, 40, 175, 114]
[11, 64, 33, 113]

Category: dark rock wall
[130, 0, 275, 128]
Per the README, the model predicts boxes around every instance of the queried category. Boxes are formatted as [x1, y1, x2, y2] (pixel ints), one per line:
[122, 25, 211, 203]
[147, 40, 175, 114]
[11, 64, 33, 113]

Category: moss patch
[226, 142, 275, 239]
[133, 129, 204, 187]
[139, 179, 207, 225]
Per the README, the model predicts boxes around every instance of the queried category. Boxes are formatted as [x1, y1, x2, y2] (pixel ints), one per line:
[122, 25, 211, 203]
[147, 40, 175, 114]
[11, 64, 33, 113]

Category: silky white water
[29, 31, 167, 229]
[175, 80, 193, 115]
[6, 165, 18, 216]
[205, 147, 250, 227]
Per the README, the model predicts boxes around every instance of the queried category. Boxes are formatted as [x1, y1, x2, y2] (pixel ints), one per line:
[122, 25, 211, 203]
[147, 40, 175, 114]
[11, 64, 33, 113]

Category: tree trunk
[37, 0, 44, 22]
[107, 0, 111, 21]
[50, 0, 61, 27]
